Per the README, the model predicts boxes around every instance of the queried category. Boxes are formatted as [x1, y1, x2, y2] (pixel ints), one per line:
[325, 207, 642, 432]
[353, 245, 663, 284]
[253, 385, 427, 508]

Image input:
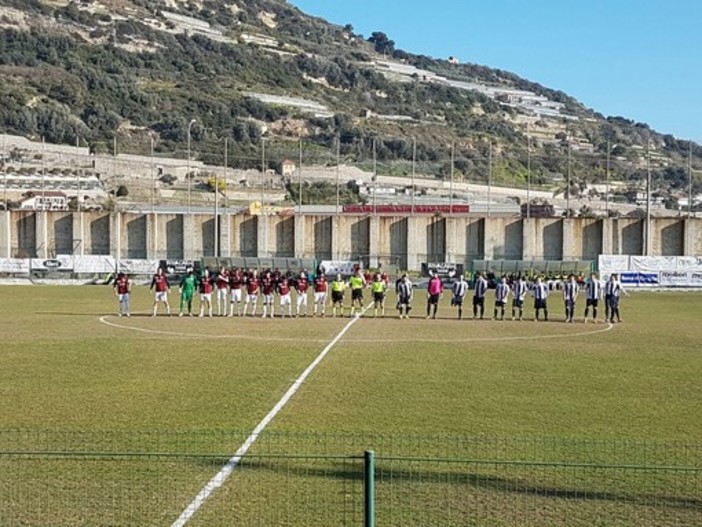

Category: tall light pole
[41, 137, 46, 210]
[645, 138, 652, 255]
[214, 145, 219, 259]
[372, 138, 377, 216]
[688, 140, 693, 219]
[150, 134, 155, 213]
[76, 136, 81, 213]
[411, 138, 416, 216]
[260, 136, 266, 209]
[298, 138, 303, 215]
[2, 132, 6, 211]
[487, 141, 493, 218]
[224, 137, 228, 214]
[566, 135, 572, 218]
[335, 135, 341, 215]
[526, 125, 531, 219]
[449, 142, 455, 215]
[605, 140, 611, 218]
[187, 119, 196, 214]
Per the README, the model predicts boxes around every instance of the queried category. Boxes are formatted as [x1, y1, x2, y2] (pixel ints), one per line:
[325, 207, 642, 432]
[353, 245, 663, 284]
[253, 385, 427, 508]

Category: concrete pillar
[369, 216, 380, 268]
[444, 217, 458, 264]
[331, 215, 342, 260]
[683, 219, 696, 256]
[294, 214, 305, 259]
[36, 212, 49, 259]
[601, 219, 613, 255]
[522, 218, 537, 260]
[257, 214, 270, 258]
[406, 216, 421, 271]
[1, 211, 10, 258]
[483, 218, 497, 261]
[219, 212, 231, 257]
[110, 212, 121, 260]
[562, 219, 576, 260]
[183, 214, 195, 260]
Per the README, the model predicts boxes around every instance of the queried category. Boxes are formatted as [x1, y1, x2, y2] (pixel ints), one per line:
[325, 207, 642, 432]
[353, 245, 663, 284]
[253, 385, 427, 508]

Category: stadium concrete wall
[1, 211, 699, 269]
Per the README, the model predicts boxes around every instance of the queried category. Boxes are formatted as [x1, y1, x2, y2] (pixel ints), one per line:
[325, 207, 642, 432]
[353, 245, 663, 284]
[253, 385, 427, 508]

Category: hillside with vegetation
[0, 0, 701, 213]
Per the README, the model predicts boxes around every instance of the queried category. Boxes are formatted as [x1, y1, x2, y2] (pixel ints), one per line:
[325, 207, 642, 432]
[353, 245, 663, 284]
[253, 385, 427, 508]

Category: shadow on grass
[220, 458, 702, 511]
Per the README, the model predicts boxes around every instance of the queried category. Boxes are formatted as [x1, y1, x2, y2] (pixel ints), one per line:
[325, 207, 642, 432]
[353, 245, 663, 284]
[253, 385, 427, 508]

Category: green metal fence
[1, 430, 700, 526]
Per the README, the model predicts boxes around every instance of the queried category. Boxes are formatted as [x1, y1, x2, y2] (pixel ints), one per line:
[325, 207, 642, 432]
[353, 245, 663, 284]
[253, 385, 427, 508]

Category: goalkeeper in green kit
[178, 268, 199, 317]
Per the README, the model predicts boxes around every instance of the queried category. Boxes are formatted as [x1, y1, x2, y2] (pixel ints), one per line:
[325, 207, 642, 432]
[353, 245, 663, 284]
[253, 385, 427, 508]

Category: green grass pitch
[0, 285, 700, 525]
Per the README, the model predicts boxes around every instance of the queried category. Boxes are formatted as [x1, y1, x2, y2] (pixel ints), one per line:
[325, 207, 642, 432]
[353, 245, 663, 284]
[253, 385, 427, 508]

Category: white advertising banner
[30, 256, 75, 272]
[0, 259, 30, 274]
[675, 257, 702, 272]
[598, 255, 630, 273]
[629, 256, 678, 273]
[659, 270, 702, 287]
[71, 255, 116, 274]
[658, 271, 692, 287]
[118, 259, 160, 275]
[318, 260, 362, 277]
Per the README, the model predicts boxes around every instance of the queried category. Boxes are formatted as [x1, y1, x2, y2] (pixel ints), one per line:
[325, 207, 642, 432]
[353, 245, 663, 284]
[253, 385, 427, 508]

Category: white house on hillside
[19, 191, 69, 211]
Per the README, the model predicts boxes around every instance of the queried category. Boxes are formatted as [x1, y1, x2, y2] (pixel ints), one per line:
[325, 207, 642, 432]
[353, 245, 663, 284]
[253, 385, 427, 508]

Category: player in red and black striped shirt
[150, 267, 171, 317]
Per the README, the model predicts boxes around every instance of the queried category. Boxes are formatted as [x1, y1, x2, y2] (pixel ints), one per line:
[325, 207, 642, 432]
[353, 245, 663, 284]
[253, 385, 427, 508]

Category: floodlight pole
[187, 119, 196, 214]
[526, 125, 531, 219]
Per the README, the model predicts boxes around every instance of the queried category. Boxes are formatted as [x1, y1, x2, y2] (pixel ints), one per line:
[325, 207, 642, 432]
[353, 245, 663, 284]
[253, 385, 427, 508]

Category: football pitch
[0, 285, 700, 525]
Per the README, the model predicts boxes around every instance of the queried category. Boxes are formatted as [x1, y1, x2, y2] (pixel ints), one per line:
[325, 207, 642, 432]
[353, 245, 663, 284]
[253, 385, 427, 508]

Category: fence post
[364, 450, 375, 527]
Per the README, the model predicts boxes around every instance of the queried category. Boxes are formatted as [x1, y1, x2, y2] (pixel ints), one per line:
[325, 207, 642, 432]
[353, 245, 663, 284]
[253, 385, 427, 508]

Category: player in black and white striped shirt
[493, 276, 510, 320]
[451, 275, 469, 320]
[472, 271, 489, 320]
[531, 276, 549, 322]
[511, 275, 528, 321]
[562, 274, 579, 323]
[583, 272, 603, 323]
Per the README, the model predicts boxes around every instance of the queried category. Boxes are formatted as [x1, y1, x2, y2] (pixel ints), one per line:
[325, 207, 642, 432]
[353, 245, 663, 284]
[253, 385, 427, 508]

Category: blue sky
[289, 1, 702, 143]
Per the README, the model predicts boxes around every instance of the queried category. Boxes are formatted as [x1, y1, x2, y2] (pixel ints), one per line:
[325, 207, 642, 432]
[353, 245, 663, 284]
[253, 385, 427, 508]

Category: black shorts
[352, 289, 363, 301]
[428, 293, 440, 305]
[586, 298, 598, 307]
[472, 296, 485, 307]
[608, 296, 619, 308]
[534, 299, 547, 310]
[495, 301, 506, 308]
[512, 299, 524, 309]
[397, 295, 412, 306]
[373, 292, 385, 302]
[331, 291, 344, 304]
[451, 295, 463, 307]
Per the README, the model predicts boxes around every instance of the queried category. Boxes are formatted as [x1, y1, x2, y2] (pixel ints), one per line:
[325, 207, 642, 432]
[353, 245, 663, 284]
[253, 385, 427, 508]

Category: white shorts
[230, 289, 242, 303]
[314, 292, 327, 304]
[155, 291, 168, 303]
[296, 293, 308, 306]
[217, 288, 228, 302]
[246, 293, 258, 304]
[200, 293, 212, 303]
[263, 293, 274, 305]
[280, 293, 291, 306]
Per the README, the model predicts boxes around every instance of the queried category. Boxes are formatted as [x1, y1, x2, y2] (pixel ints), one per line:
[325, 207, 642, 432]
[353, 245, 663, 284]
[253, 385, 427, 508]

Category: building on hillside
[18, 191, 69, 211]
[448, 56, 460, 65]
[280, 159, 296, 177]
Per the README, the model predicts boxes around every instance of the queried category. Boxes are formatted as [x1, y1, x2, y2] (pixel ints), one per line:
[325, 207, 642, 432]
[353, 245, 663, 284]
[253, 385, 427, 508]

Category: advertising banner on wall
[29, 256, 75, 272]
[598, 255, 630, 273]
[618, 272, 659, 287]
[658, 270, 702, 287]
[630, 256, 679, 273]
[318, 260, 362, 277]
[421, 263, 464, 281]
[0, 259, 30, 274]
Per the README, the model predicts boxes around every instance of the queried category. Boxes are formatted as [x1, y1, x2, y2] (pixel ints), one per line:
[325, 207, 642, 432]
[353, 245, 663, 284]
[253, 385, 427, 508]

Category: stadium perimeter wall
[0, 211, 700, 270]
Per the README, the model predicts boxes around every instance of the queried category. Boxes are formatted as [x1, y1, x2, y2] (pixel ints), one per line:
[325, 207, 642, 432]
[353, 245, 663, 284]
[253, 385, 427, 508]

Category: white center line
[170, 304, 370, 527]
